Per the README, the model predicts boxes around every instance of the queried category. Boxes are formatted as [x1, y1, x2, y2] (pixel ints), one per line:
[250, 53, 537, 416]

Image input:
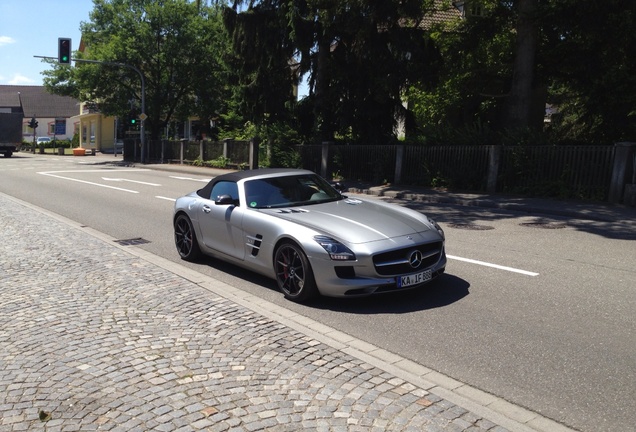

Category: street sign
[139, 113, 148, 121]
[54, 119, 66, 135]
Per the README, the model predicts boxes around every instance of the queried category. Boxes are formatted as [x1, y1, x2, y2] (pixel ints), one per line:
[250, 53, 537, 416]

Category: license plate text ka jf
[398, 269, 432, 288]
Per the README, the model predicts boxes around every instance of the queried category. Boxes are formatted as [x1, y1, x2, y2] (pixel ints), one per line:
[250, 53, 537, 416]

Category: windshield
[244, 174, 342, 209]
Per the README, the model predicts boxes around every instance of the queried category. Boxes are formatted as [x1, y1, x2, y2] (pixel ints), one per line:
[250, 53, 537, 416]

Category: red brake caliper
[283, 251, 289, 281]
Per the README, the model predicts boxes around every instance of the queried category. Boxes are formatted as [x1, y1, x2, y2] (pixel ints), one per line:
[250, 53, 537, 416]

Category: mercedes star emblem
[409, 250, 423, 268]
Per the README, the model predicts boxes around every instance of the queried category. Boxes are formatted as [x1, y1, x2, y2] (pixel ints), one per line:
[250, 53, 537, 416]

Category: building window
[455, 1, 486, 18]
[467, 1, 485, 17]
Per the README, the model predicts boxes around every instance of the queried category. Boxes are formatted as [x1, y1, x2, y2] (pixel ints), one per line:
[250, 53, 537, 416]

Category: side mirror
[333, 182, 346, 192]
[215, 194, 238, 206]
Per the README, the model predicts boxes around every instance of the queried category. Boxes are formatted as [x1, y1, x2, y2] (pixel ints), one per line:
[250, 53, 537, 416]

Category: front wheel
[174, 214, 202, 262]
[274, 241, 318, 303]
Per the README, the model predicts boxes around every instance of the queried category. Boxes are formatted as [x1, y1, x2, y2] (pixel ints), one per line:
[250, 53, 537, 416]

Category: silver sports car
[173, 168, 446, 302]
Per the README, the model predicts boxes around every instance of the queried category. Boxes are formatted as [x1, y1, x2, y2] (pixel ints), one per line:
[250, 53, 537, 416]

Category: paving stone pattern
[0, 195, 509, 432]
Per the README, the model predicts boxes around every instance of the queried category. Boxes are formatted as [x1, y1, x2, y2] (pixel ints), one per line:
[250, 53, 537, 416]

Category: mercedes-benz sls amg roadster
[173, 169, 446, 302]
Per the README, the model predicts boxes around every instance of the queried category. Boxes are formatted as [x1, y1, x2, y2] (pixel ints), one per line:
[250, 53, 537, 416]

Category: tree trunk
[314, 28, 334, 143]
[505, 0, 539, 129]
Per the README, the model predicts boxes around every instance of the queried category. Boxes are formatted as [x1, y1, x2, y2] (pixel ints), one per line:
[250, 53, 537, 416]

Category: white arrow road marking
[102, 177, 161, 186]
[447, 254, 539, 276]
[38, 169, 151, 194]
[169, 175, 211, 182]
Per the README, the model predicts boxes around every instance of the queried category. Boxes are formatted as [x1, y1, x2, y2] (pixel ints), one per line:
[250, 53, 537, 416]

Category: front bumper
[310, 248, 447, 298]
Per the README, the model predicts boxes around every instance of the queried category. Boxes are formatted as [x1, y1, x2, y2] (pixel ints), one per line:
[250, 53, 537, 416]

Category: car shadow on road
[199, 258, 469, 314]
[313, 274, 469, 314]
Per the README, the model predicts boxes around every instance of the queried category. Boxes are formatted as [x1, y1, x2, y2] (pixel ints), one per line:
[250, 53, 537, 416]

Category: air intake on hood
[275, 208, 309, 214]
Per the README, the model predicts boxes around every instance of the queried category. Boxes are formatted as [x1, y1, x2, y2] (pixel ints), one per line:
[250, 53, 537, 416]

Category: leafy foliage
[409, 0, 636, 145]
[542, 0, 636, 143]
[224, 0, 441, 145]
[41, 0, 636, 150]
[43, 0, 229, 140]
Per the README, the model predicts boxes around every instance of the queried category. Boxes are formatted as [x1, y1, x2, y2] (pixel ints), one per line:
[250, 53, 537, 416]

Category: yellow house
[71, 101, 118, 153]
[72, 37, 121, 154]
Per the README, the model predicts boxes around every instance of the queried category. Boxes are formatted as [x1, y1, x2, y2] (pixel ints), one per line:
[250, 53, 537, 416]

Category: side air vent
[246, 234, 263, 256]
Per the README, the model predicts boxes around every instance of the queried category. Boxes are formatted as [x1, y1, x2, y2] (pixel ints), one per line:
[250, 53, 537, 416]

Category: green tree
[42, 0, 229, 142]
[543, 0, 636, 143]
[409, 0, 636, 145]
[222, 5, 297, 127]
[408, 1, 530, 139]
[224, 0, 440, 145]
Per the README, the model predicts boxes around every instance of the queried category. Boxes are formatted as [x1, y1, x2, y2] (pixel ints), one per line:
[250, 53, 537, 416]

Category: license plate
[398, 269, 432, 288]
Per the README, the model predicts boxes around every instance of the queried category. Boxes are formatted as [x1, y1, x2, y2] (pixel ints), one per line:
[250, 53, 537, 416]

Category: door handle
[202, 205, 211, 213]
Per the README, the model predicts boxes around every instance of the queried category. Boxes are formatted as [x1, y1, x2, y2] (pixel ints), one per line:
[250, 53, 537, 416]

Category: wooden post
[609, 142, 636, 203]
[249, 137, 260, 170]
[487, 145, 502, 193]
[321, 141, 333, 178]
[394, 145, 404, 184]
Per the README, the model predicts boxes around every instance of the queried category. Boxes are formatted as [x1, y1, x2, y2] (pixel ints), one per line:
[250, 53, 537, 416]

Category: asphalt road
[1, 153, 634, 432]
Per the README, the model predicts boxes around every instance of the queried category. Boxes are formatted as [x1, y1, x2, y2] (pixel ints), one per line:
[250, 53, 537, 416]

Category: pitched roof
[0, 85, 79, 118]
[421, 0, 463, 29]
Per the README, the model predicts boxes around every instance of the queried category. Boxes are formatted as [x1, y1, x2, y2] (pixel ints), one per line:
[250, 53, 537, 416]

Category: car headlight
[428, 218, 445, 240]
[314, 236, 356, 261]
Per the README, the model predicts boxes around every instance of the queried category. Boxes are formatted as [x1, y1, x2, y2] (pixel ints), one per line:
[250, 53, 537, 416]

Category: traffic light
[28, 117, 38, 129]
[58, 38, 71, 64]
[129, 109, 138, 125]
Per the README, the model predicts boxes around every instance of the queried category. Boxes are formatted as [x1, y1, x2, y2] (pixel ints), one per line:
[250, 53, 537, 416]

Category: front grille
[373, 242, 443, 276]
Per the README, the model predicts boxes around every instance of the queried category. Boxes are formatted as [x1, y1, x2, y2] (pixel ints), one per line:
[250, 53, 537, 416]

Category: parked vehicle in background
[36, 137, 52, 145]
[0, 113, 22, 158]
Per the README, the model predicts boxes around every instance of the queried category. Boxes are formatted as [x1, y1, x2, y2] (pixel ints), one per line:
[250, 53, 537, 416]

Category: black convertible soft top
[196, 168, 314, 199]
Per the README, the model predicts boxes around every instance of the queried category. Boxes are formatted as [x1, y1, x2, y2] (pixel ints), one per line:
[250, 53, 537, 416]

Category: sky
[0, 0, 309, 96]
[0, 0, 95, 86]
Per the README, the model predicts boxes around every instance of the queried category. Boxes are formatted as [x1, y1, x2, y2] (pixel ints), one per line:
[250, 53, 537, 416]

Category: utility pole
[74, 59, 147, 163]
[34, 53, 148, 163]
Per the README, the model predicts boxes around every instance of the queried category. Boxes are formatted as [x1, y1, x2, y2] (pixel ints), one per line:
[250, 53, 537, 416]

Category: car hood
[261, 197, 435, 244]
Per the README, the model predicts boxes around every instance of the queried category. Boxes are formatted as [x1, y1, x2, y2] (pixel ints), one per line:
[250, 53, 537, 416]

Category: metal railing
[298, 143, 624, 201]
[124, 139, 632, 203]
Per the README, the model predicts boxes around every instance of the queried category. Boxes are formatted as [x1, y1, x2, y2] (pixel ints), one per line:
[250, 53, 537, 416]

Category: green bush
[207, 156, 230, 168]
[193, 156, 231, 168]
[50, 139, 72, 149]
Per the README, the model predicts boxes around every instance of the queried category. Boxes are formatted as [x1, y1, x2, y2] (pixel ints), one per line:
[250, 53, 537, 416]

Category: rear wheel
[274, 241, 318, 303]
[174, 214, 202, 261]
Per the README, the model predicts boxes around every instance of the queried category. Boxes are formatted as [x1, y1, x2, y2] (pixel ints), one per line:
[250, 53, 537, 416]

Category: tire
[274, 241, 318, 303]
[174, 214, 202, 262]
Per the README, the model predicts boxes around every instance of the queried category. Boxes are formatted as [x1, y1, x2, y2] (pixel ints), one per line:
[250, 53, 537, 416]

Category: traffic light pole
[27, 117, 38, 154]
[72, 59, 147, 163]
[34, 55, 147, 163]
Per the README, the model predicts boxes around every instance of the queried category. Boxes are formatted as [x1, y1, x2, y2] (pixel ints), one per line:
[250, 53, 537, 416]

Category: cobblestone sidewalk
[0, 193, 522, 432]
